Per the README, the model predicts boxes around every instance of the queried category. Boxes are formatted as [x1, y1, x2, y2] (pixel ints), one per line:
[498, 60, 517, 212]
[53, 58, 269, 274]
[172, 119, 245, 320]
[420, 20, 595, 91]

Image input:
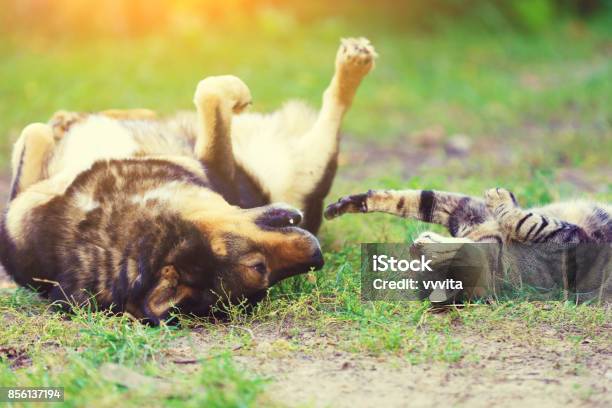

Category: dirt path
[254, 342, 611, 408]
[169, 321, 612, 408]
[339, 133, 612, 192]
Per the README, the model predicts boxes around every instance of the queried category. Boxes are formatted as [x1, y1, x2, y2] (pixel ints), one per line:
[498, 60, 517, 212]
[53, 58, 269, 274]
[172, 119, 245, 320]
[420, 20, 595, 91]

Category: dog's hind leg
[192, 75, 252, 184]
[322, 37, 377, 117]
[295, 38, 377, 232]
[9, 123, 55, 201]
[307, 37, 377, 158]
[49, 109, 156, 140]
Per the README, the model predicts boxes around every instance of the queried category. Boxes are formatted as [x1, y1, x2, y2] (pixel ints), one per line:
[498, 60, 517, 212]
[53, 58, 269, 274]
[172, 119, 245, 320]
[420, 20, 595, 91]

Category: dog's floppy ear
[142, 265, 189, 325]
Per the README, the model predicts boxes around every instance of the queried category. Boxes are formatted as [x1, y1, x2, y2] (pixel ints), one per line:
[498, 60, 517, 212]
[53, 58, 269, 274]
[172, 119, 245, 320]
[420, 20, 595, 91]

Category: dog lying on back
[0, 38, 377, 323]
[325, 188, 611, 303]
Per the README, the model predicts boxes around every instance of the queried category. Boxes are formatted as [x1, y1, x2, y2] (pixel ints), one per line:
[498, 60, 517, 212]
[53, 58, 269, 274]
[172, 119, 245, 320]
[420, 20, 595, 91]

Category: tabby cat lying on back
[325, 188, 611, 303]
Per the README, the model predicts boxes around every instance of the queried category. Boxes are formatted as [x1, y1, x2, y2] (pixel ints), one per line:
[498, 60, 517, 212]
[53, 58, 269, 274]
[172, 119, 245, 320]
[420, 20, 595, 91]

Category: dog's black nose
[309, 248, 325, 270]
[256, 206, 303, 229]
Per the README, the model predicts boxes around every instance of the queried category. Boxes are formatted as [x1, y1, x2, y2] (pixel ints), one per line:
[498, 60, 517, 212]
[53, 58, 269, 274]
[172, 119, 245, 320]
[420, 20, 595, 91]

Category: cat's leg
[325, 189, 498, 237]
[192, 75, 252, 182]
[411, 228, 502, 263]
[411, 231, 475, 264]
[325, 189, 456, 224]
[485, 188, 591, 243]
[9, 123, 55, 200]
[410, 231, 498, 303]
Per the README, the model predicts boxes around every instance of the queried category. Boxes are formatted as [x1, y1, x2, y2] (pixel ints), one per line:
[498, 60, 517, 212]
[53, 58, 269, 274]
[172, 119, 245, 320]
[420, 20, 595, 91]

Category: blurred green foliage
[1, 0, 611, 38]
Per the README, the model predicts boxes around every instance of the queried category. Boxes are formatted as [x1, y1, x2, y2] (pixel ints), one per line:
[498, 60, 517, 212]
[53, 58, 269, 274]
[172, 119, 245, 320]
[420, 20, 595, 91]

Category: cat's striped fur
[325, 188, 611, 303]
[0, 38, 376, 323]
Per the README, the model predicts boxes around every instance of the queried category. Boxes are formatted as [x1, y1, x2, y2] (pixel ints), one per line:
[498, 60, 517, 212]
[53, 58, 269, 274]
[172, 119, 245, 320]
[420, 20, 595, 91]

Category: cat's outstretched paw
[324, 192, 369, 219]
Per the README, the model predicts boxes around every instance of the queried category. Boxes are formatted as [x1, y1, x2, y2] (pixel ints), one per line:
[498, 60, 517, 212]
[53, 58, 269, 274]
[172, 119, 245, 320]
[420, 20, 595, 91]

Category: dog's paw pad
[336, 37, 377, 75]
[194, 75, 252, 114]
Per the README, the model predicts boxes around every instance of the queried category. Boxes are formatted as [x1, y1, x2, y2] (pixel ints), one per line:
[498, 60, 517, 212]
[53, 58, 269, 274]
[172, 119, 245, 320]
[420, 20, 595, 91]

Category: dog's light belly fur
[231, 101, 320, 205]
[7, 102, 325, 243]
[47, 118, 135, 180]
[45, 99, 324, 212]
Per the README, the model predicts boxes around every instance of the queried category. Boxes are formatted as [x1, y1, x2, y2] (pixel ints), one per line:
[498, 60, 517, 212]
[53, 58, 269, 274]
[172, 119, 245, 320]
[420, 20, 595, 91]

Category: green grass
[1, 12, 611, 407]
[0, 289, 269, 407]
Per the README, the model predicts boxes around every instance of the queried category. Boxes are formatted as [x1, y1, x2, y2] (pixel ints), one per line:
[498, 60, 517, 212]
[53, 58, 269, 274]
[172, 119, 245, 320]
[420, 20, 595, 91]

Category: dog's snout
[309, 248, 325, 270]
[256, 206, 303, 229]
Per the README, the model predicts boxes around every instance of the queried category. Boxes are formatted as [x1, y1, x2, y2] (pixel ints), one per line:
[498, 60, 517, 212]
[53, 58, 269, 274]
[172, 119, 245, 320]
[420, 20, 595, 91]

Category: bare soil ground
[339, 132, 612, 192]
[167, 320, 612, 408]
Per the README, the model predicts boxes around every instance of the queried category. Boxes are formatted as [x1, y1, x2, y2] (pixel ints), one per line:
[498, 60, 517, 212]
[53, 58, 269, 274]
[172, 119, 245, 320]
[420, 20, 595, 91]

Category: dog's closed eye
[251, 262, 267, 275]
